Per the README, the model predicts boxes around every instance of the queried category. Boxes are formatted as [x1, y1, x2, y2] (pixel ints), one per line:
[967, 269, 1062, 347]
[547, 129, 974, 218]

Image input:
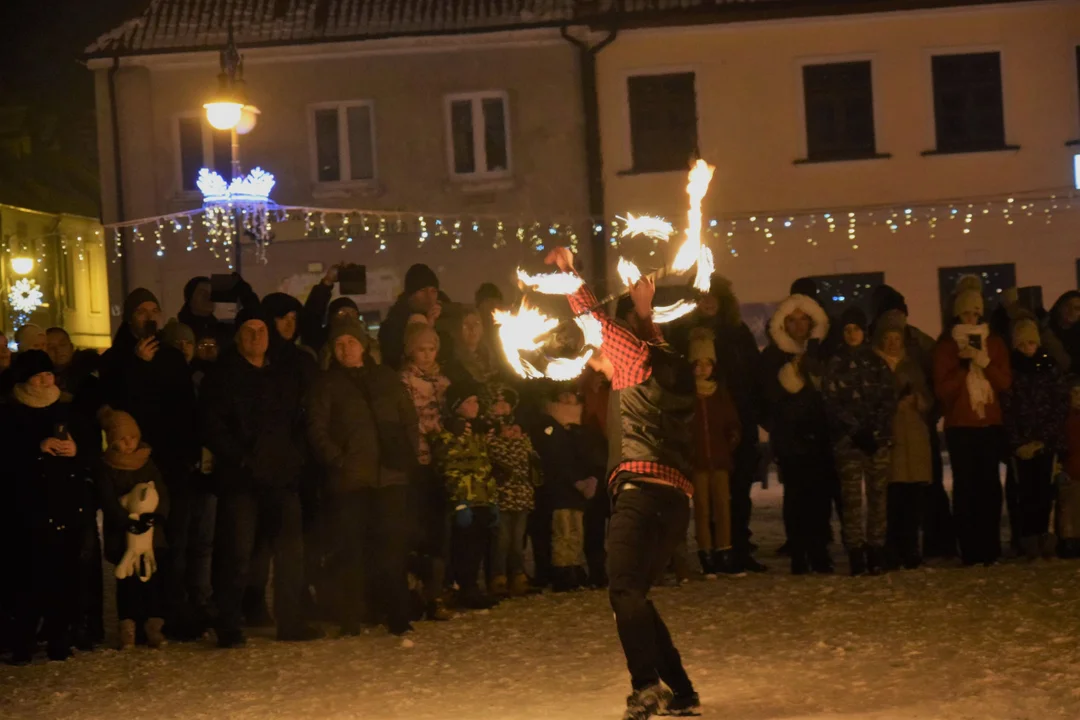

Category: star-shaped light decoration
[9, 278, 43, 315]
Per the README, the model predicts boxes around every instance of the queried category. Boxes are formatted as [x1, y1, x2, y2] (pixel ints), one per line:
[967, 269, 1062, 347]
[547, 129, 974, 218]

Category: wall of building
[92, 31, 590, 321]
[597, 1, 1080, 335]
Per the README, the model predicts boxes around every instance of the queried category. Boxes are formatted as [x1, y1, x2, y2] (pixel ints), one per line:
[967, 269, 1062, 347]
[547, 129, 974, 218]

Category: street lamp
[10, 257, 34, 275]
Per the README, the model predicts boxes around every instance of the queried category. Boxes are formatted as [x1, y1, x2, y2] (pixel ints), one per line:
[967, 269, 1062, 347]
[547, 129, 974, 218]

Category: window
[177, 116, 232, 192]
[930, 52, 1006, 153]
[627, 72, 698, 173]
[310, 102, 376, 183]
[937, 263, 1015, 327]
[802, 61, 877, 161]
[445, 92, 510, 178]
[806, 272, 885, 320]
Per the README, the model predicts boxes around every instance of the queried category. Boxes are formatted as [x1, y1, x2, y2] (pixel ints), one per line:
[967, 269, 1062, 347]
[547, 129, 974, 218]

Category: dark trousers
[923, 430, 957, 557]
[887, 484, 925, 562]
[1013, 453, 1056, 538]
[410, 467, 448, 602]
[78, 517, 105, 645]
[117, 571, 166, 621]
[945, 427, 1004, 564]
[12, 530, 81, 657]
[607, 483, 693, 694]
[326, 487, 411, 633]
[452, 506, 493, 595]
[1004, 461, 1021, 550]
[214, 490, 304, 635]
[527, 492, 554, 587]
[777, 454, 834, 557]
[729, 440, 758, 555]
[585, 491, 610, 585]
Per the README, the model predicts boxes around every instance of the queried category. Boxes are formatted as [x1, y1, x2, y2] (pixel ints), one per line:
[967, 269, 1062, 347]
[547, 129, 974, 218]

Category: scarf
[695, 378, 718, 396]
[13, 382, 61, 408]
[875, 348, 902, 372]
[951, 323, 993, 419]
[103, 443, 152, 471]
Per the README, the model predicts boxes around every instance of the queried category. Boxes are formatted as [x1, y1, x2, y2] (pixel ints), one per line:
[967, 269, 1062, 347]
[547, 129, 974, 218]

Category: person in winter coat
[823, 307, 897, 576]
[670, 274, 766, 573]
[200, 305, 321, 647]
[0, 351, 94, 664]
[431, 378, 500, 609]
[1048, 290, 1080, 373]
[1001, 317, 1069, 560]
[299, 265, 364, 354]
[487, 395, 540, 597]
[874, 311, 934, 569]
[307, 317, 420, 636]
[760, 293, 835, 574]
[178, 274, 259, 349]
[379, 263, 444, 370]
[1057, 379, 1080, 558]
[400, 320, 453, 621]
[686, 328, 742, 577]
[96, 410, 169, 649]
[933, 280, 1012, 566]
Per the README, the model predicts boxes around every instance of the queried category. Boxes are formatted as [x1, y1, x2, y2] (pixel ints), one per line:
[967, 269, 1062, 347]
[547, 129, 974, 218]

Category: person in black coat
[0, 351, 95, 664]
[99, 287, 201, 640]
[199, 304, 321, 648]
[379, 264, 443, 370]
[299, 265, 362, 353]
[178, 274, 260, 350]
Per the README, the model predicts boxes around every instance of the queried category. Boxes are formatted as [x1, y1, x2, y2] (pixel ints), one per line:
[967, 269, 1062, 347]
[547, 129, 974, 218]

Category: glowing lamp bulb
[204, 102, 244, 130]
[10, 256, 34, 275]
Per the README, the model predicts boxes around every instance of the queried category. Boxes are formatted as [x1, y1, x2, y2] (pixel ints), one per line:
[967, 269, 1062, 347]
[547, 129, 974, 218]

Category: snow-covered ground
[4, 482, 1080, 720]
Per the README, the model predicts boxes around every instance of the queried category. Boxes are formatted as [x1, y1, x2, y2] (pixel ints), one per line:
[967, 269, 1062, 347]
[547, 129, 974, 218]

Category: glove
[851, 429, 878, 456]
[575, 476, 599, 500]
[1015, 441, 1044, 460]
[454, 505, 474, 529]
[489, 505, 501, 529]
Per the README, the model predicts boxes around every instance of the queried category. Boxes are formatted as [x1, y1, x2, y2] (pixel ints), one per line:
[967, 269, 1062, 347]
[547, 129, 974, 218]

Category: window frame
[443, 91, 512, 180]
[307, 100, 379, 186]
[622, 67, 700, 175]
[925, 48, 1012, 155]
[796, 55, 885, 164]
[173, 113, 232, 195]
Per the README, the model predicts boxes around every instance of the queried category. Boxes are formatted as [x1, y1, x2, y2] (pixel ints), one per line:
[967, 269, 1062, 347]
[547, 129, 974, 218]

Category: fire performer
[545, 247, 700, 720]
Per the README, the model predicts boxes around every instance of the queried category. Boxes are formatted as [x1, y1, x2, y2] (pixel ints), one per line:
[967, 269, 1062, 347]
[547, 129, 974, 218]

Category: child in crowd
[487, 392, 540, 597]
[532, 388, 599, 592]
[823, 307, 897, 576]
[96, 410, 170, 649]
[400, 320, 453, 620]
[1002, 316, 1069, 560]
[688, 328, 743, 577]
[431, 379, 499, 610]
[1058, 378, 1080, 558]
[874, 310, 934, 570]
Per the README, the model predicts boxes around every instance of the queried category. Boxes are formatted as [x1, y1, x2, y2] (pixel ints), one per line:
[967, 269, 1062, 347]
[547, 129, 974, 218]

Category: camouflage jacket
[431, 420, 497, 507]
[488, 429, 539, 512]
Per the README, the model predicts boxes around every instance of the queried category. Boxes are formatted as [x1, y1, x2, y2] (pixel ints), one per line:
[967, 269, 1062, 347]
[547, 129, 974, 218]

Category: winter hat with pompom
[101, 408, 142, 448]
[405, 321, 440, 358]
[953, 289, 985, 320]
[873, 309, 908, 349]
[1011, 317, 1041, 349]
[688, 327, 716, 364]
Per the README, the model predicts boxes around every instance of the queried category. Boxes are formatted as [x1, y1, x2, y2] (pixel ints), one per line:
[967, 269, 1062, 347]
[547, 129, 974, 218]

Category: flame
[692, 245, 715, 293]
[617, 257, 643, 287]
[494, 306, 558, 379]
[652, 300, 698, 324]
[620, 213, 674, 242]
[516, 268, 584, 295]
[576, 313, 604, 350]
[672, 160, 715, 273]
[545, 355, 594, 381]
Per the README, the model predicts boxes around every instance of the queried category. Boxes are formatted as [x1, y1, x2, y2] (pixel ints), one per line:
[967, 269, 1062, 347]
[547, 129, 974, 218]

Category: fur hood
[769, 294, 829, 355]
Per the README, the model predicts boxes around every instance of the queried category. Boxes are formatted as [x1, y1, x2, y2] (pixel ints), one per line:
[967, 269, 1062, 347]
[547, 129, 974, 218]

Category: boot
[489, 574, 509, 597]
[458, 588, 498, 610]
[865, 546, 885, 576]
[242, 587, 275, 628]
[790, 548, 810, 576]
[509, 573, 533, 597]
[145, 618, 168, 649]
[119, 619, 137, 650]
[848, 546, 867, 577]
[277, 623, 324, 642]
[736, 551, 768, 573]
[623, 683, 673, 720]
[425, 598, 452, 621]
[551, 567, 575, 593]
[697, 550, 716, 578]
[1040, 533, 1058, 560]
[1020, 535, 1041, 561]
[808, 547, 834, 574]
[662, 689, 701, 717]
[713, 549, 746, 577]
[216, 628, 247, 649]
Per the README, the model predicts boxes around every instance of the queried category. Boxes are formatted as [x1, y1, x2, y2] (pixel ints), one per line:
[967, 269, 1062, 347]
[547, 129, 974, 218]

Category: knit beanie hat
[328, 316, 369, 349]
[446, 377, 480, 412]
[101, 409, 141, 447]
[124, 288, 160, 326]
[262, 292, 302, 320]
[790, 277, 818, 298]
[840, 305, 868, 332]
[953, 289, 984, 319]
[873, 309, 908, 348]
[13, 349, 53, 384]
[183, 276, 211, 304]
[161, 319, 195, 349]
[234, 303, 269, 332]
[688, 327, 716, 364]
[328, 295, 359, 319]
[954, 274, 983, 297]
[405, 321, 439, 357]
[1011, 317, 1041, 349]
[475, 282, 502, 306]
[404, 263, 439, 296]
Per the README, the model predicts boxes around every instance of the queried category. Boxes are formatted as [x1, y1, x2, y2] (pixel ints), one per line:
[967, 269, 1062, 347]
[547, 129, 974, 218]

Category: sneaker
[277, 624, 324, 642]
[119, 619, 137, 650]
[659, 690, 701, 716]
[623, 683, 674, 720]
[217, 628, 247, 649]
[145, 618, 168, 649]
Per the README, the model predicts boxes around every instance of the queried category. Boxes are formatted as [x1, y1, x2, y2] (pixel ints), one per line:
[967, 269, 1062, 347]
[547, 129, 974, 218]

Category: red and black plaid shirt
[567, 281, 694, 498]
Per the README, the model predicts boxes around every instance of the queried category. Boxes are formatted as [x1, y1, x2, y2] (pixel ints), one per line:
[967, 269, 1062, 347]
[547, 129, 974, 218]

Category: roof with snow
[86, 0, 1039, 57]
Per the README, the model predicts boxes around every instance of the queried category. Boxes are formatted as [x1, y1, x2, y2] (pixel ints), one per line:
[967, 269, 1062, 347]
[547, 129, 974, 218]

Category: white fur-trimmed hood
[769, 294, 830, 355]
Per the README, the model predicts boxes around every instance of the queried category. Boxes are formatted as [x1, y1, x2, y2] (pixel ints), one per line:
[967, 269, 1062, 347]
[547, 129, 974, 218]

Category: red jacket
[933, 334, 1011, 428]
[691, 388, 741, 473]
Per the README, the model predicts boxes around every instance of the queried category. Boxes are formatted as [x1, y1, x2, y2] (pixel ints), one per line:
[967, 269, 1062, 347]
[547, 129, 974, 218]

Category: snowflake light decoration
[9, 278, 43, 314]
